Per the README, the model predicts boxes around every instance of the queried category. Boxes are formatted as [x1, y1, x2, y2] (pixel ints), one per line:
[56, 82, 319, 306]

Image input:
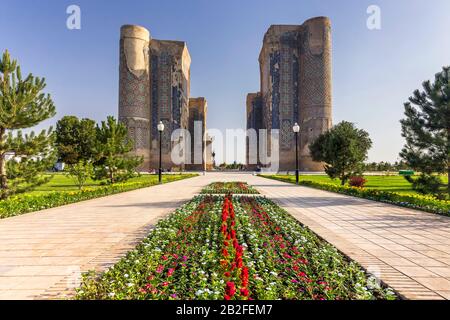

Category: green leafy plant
[66, 161, 94, 190]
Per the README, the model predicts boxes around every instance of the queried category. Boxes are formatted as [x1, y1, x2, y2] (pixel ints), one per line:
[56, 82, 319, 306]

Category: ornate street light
[157, 121, 165, 184]
[293, 123, 300, 185]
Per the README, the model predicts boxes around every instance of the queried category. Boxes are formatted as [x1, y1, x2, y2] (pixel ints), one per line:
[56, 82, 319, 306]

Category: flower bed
[77, 194, 396, 300]
[262, 176, 450, 217]
[0, 174, 196, 219]
[201, 182, 259, 194]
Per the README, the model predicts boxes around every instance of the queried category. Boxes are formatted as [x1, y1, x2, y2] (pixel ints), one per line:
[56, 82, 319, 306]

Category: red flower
[240, 267, 249, 287]
[240, 288, 249, 297]
[167, 268, 175, 277]
[225, 281, 236, 297]
[224, 272, 231, 277]
[222, 248, 229, 257]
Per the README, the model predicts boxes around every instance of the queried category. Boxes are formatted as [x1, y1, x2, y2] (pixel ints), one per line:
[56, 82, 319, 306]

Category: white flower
[124, 274, 129, 278]
[196, 290, 204, 296]
[109, 292, 115, 297]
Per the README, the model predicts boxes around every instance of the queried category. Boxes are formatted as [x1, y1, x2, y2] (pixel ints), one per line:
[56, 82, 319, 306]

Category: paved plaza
[0, 173, 449, 299]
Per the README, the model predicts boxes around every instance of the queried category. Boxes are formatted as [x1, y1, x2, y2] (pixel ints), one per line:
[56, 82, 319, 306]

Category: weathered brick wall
[118, 25, 151, 171]
[251, 17, 332, 172]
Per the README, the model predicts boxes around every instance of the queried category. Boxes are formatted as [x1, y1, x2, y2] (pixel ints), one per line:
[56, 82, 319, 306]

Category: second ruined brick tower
[247, 17, 333, 171]
[119, 25, 210, 171]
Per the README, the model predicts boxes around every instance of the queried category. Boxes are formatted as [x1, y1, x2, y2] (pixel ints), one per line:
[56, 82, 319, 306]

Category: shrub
[405, 174, 445, 199]
[66, 161, 94, 190]
[260, 175, 450, 217]
[349, 176, 367, 188]
[299, 180, 450, 217]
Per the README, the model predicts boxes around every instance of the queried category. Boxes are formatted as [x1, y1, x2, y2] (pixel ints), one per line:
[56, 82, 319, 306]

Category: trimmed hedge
[0, 174, 197, 219]
[261, 175, 450, 217]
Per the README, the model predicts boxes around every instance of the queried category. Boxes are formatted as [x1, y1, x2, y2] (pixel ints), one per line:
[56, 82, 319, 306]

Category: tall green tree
[400, 66, 450, 195]
[0, 50, 56, 198]
[55, 116, 97, 164]
[94, 116, 142, 184]
[309, 121, 372, 185]
[55, 116, 97, 190]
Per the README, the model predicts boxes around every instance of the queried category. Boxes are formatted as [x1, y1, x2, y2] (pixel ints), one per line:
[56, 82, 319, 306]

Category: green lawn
[263, 174, 448, 196]
[30, 173, 192, 195]
[1, 173, 198, 219]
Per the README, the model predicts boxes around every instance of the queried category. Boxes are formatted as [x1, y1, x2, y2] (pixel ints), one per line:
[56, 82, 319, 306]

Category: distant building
[246, 93, 263, 170]
[246, 17, 333, 171]
[186, 97, 208, 171]
[118, 25, 212, 171]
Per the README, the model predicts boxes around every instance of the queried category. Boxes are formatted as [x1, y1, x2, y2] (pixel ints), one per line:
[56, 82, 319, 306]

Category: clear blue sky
[1, 0, 450, 164]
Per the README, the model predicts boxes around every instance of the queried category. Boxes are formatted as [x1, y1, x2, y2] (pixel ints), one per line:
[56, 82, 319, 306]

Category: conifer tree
[400, 66, 450, 195]
[93, 116, 142, 184]
[0, 50, 56, 198]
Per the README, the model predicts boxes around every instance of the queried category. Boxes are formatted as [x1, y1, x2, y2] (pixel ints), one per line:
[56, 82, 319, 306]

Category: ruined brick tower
[119, 25, 210, 171]
[119, 25, 151, 170]
[247, 17, 332, 171]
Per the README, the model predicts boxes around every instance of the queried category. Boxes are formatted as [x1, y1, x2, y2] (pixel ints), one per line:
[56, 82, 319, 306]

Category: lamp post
[157, 121, 165, 184]
[293, 123, 300, 185]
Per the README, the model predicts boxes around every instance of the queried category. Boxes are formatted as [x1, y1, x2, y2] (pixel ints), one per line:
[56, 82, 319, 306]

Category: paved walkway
[0, 173, 449, 299]
[0, 175, 208, 299]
